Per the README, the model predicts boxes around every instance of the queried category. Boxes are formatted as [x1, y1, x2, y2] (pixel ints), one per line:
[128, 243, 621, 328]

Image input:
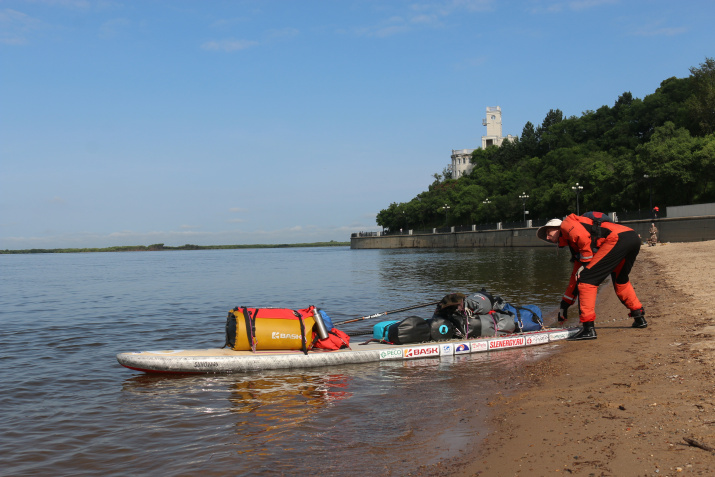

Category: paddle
[334, 300, 441, 326]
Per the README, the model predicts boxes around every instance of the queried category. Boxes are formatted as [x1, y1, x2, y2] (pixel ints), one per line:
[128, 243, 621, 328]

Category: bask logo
[271, 331, 302, 340]
[404, 346, 439, 358]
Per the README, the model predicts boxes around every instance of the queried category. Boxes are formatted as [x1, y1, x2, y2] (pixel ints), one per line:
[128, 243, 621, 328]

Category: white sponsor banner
[454, 342, 471, 354]
[488, 336, 526, 350]
[548, 330, 570, 341]
[403, 345, 441, 359]
[524, 334, 550, 346]
[470, 340, 489, 353]
[379, 348, 403, 360]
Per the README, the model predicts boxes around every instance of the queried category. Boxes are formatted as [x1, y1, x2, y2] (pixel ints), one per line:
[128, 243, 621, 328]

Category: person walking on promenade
[536, 212, 647, 341]
[648, 222, 658, 246]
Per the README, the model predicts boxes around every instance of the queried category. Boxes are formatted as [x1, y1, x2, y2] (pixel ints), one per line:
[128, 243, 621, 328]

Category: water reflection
[228, 374, 352, 442]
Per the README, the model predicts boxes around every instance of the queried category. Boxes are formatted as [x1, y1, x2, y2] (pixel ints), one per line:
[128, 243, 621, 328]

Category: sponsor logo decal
[440, 343, 453, 355]
[272, 331, 302, 340]
[488, 336, 526, 349]
[470, 341, 488, 352]
[454, 343, 470, 354]
[193, 361, 219, 368]
[526, 334, 549, 345]
[379, 349, 403, 360]
[403, 346, 440, 359]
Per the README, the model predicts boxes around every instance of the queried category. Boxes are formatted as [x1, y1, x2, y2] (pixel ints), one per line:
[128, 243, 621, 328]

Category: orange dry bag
[225, 306, 317, 353]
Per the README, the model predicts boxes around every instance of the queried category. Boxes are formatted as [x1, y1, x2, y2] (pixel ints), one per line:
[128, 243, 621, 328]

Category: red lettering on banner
[404, 346, 439, 358]
[488, 337, 525, 349]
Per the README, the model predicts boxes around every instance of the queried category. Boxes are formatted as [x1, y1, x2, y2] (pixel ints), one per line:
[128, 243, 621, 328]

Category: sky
[1, 0, 713, 248]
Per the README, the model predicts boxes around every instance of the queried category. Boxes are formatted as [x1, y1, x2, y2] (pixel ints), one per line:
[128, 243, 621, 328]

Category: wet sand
[423, 240, 715, 476]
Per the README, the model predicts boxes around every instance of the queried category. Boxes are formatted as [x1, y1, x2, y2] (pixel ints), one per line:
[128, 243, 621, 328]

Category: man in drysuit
[536, 212, 647, 341]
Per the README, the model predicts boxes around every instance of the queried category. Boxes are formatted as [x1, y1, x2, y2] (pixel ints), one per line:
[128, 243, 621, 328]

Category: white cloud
[453, 55, 488, 70]
[210, 17, 249, 29]
[266, 27, 300, 39]
[0, 36, 26, 45]
[529, 0, 618, 13]
[352, 0, 493, 37]
[0, 8, 43, 45]
[630, 23, 688, 37]
[24, 0, 92, 8]
[201, 39, 259, 52]
[99, 17, 131, 38]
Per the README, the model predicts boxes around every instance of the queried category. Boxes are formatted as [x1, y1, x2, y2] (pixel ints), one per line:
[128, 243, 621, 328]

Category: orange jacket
[558, 213, 634, 305]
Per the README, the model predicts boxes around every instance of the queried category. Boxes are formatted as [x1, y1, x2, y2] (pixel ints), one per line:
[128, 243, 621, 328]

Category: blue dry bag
[373, 320, 400, 341]
[318, 309, 334, 330]
[502, 303, 544, 332]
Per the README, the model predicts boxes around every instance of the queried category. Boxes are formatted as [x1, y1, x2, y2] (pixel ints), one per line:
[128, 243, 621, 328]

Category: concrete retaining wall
[351, 216, 715, 249]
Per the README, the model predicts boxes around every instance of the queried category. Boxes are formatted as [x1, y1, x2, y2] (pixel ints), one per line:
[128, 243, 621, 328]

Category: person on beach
[536, 212, 647, 341]
[648, 223, 658, 246]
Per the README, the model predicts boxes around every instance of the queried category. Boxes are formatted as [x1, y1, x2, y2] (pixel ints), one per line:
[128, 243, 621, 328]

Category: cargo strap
[578, 213, 613, 254]
[359, 338, 392, 346]
[293, 310, 309, 355]
[242, 307, 257, 352]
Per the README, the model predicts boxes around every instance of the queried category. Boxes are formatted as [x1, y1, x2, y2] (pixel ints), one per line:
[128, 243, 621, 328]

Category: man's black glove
[557, 299, 570, 323]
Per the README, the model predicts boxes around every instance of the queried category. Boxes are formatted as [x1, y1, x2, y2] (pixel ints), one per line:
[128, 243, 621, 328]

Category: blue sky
[1, 0, 713, 248]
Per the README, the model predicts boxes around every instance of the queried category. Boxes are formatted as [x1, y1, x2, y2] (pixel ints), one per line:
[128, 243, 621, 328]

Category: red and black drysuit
[558, 213, 643, 323]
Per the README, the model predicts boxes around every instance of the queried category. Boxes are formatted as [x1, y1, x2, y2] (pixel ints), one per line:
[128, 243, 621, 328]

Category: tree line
[376, 58, 715, 231]
[1, 241, 349, 254]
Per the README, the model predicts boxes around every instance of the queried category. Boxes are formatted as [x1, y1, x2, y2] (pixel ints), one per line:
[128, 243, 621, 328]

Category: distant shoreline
[0, 241, 350, 254]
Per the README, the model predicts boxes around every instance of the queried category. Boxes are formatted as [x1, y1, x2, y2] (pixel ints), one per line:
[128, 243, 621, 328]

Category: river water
[0, 246, 571, 476]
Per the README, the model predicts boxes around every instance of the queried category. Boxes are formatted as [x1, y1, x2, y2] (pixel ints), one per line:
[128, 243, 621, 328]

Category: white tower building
[482, 106, 516, 148]
[449, 106, 517, 179]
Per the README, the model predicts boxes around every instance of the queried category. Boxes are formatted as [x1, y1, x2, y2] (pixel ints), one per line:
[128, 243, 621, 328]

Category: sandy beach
[423, 240, 715, 476]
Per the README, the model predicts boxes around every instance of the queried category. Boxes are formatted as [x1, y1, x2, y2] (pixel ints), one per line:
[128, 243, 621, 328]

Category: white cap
[536, 218, 563, 242]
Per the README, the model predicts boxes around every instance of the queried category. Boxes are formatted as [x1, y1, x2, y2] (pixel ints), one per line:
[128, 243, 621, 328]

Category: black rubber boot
[630, 308, 647, 328]
[568, 321, 597, 341]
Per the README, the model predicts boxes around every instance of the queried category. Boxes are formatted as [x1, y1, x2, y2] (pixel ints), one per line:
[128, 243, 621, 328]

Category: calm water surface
[0, 247, 570, 476]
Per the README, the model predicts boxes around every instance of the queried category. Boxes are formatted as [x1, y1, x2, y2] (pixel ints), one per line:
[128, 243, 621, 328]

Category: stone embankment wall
[350, 216, 715, 249]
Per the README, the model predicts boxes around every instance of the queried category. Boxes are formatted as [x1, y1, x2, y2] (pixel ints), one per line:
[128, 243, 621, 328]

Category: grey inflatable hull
[117, 328, 578, 374]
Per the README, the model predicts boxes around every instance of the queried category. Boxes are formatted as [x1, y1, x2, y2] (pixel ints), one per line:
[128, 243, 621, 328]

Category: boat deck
[117, 328, 578, 373]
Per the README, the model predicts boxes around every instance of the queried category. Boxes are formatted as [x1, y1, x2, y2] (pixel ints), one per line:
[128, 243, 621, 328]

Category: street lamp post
[572, 182, 583, 215]
[442, 204, 450, 226]
[518, 192, 529, 223]
[482, 198, 491, 223]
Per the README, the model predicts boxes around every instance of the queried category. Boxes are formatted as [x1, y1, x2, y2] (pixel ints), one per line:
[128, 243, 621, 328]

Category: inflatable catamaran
[116, 293, 578, 374]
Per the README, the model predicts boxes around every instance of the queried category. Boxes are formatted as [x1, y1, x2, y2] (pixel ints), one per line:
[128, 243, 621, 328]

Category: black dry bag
[427, 317, 455, 341]
[387, 316, 431, 345]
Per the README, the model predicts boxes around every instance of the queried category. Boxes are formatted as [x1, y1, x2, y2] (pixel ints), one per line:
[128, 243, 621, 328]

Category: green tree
[686, 57, 715, 135]
[636, 122, 700, 205]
